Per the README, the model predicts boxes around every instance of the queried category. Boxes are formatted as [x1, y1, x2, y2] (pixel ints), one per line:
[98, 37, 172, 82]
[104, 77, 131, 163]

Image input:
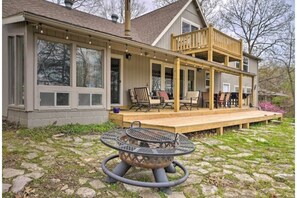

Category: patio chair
[157, 90, 174, 109]
[218, 92, 225, 108]
[134, 87, 161, 112]
[128, 89, 139, 110]
[180, 91, 200, 110]
[202, 92, 209, 108]
[224, 92, 231, 108]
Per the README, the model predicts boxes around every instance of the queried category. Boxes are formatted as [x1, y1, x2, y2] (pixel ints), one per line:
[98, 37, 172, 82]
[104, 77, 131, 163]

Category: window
[8, 35, 25, 106]
[151, 63, 161, 94]
[37, 39, 71, 86]
[243, 57, 249, 72]
[78, 93, 102, 106]
[205, 72, 210, 88]
[245, 87, 252, 94]
[40, 92, 69, 106]
[234, 85, 239, 92]
[165, 67, 174, 98]
[188, 70, 195, 91]
[235, 61, 240, 69]
[76, 47, 104, 88]
[223, 83, 230, 92]
[182, 19, 199, 34]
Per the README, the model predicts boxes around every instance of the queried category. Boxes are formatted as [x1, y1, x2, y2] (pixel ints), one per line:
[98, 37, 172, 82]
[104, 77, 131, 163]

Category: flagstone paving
[2, 120, 295, 197]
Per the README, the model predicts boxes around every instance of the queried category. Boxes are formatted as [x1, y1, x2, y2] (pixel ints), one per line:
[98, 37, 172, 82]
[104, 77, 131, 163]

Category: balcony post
[171, 33, 175, 51]
[240, 39, 244, 70]
[208, 24, 213, 61]
[209, 67, 215, 110]
[239, 74, 243, 108]
[174, 57, 180, 112]
[224, 55, 229, 66]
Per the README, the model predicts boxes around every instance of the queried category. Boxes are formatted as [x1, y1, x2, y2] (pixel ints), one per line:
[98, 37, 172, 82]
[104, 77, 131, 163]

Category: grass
[17, 121, 117, 141]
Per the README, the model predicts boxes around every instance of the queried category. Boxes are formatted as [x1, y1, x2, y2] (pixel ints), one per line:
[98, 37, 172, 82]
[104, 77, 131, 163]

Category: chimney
[64, 0, 74, 9]
[111, 14, 119, 23]
[124, 0, 131, 38]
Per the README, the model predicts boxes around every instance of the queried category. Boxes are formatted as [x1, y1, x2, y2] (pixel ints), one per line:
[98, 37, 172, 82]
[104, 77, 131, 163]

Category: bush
[258, 101, 286, 114]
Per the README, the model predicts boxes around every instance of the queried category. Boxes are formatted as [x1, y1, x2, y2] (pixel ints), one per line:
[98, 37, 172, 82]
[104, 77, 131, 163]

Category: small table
[100, 121, 195, 194]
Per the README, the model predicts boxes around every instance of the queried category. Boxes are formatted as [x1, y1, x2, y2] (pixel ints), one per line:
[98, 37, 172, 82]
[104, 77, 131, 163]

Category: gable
[154, 1, 207, 50]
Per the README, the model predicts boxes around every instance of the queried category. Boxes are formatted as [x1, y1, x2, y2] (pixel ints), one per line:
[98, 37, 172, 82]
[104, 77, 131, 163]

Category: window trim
[205, 71, 210, 88]
[34, 34, 106, 110]
[234, 85, 239, 92]
[110, 54, 124, 106]
[181, 17, 200, 34]
[187, 67, 196, 91]
[243, 57, 249, 72]
[222, 83, 231, 92]
[7, 33, 25, 109]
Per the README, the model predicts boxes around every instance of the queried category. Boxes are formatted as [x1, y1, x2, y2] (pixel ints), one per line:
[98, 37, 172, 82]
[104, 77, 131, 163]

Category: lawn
[2, 119, 295, 197]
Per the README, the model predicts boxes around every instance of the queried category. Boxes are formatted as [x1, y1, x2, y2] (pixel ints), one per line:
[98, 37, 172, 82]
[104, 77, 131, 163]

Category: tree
[153, 0, 223, 26]
[220, 0, 294, 57]
[47, 0, 146, 22]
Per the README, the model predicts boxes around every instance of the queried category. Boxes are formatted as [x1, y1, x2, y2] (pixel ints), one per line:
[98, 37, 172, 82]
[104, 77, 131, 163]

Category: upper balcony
[171, 25, 243, 64]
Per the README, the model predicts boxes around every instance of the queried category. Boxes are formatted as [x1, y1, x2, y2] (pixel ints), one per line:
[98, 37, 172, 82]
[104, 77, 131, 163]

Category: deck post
[239, 74, 243, 108]
[209, 67, 215, 110]
[216, 127, 224, 135]
[174, 58, 180, 112]
[208, 24, 213, 61]
[224, 55, 229, 66]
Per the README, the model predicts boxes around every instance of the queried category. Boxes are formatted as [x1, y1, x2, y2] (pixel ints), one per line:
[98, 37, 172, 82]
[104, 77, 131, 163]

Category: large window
[182, 19, 199, 34]
[76, 47, 104, 88]
[8, 35, 25, 106]
[37, 39, 71, 86]
[165, 67, 174, 98]
[223, 83, 230, 92]
[36, 38, 105, 108]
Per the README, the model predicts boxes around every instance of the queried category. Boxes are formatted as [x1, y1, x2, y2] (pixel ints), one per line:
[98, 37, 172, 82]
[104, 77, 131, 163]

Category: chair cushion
[158, 91, 169, 100]
[150, 99, 161, 104]
[186, 91, 199, 100]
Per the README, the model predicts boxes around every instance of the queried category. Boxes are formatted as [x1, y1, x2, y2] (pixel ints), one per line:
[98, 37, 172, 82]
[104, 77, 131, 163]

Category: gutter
[22, 12, 255, 77]
[3, 14, 26, 25]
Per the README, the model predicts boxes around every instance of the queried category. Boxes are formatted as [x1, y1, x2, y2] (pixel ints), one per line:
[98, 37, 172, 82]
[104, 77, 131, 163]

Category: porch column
[251, 76, 255, 107]
[239, 74, 243, 108]
[174, 58, 180, 112]
[209, 67, 215, 110]
[106, 43, 111, 110]
[224, 55, 229, 66]
[208, 24, 213, 62]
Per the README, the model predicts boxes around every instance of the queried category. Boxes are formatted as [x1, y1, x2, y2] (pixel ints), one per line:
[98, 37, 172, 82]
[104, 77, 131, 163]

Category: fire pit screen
[100, 121, 195, 194]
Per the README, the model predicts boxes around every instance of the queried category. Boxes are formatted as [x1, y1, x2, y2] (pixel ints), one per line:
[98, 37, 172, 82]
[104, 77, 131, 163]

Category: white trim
[187, 67, 196, 91]
[151, 0, 192, 46]
[150, 59, 164, 91]
[205, 71, 210, 88]
[222, 83, 230, 92]
[110, 54, 124, 106]
[181, 17, 200, 34]
[3, 15, 25, 25]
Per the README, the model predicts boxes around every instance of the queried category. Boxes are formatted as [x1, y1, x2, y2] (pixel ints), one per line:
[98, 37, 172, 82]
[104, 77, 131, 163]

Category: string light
[140, 48, 143, 56]
[65, 30, 69, 40]
[108, 40, 111, 48]
[40, 23, 44, 34]
[88, 35, 92, 45]
[153, 51, 156, 59]
[165, 54, 168, 62]
[125, 44, 128, 52]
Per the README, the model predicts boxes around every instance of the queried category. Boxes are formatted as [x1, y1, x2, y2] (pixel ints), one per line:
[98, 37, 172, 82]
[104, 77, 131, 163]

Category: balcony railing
[171, 26, 242, 60]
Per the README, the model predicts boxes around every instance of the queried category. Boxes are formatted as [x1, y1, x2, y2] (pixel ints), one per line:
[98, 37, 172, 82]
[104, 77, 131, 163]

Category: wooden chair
[218, 92, 225, 108]
[128, 89, 139, 110]
[202, 92, 209, 108]
[180, 91, 200, 110]
[224, 92, 231, 108]
[157, 90, 174, 109]
[134, 87, 161, 112]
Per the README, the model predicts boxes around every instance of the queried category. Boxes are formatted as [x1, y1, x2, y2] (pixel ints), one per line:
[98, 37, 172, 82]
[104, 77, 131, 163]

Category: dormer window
[181, 18, 199, 34]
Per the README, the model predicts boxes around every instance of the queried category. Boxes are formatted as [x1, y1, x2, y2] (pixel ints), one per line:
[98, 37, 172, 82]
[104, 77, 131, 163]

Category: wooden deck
[109, 108, 282, 134]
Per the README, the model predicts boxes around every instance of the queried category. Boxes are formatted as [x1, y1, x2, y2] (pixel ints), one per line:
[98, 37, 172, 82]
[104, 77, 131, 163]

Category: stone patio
[2, 121, 295, 197]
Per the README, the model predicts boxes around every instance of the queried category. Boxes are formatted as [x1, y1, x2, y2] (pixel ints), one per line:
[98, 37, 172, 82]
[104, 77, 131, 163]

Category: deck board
[109, 109, 282, 134]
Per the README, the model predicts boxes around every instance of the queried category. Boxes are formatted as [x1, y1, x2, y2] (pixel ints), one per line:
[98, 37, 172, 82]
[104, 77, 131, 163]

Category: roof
[258, 88, 289, 97]
[2, 0, 141, 41]
[243, 52, 262, 61]
[3, 0, 204, 45]
[131, 0, 190, 44]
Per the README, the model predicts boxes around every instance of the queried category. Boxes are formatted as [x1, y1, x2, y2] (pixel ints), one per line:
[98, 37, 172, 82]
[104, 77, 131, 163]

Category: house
[3, 0, 266, 128]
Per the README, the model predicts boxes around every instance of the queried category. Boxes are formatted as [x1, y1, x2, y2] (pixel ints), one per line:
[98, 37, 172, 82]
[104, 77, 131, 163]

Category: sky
[139, 0, 155, 13]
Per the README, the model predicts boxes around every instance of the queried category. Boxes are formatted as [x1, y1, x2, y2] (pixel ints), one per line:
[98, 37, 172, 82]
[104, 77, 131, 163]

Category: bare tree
[47, 0, 146, 22]
[153, 0, 223, 26]
[220, 0, 294, 57]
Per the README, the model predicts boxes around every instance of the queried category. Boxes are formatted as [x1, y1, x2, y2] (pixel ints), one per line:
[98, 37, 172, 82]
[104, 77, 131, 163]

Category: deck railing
[171, 26, 242, 58]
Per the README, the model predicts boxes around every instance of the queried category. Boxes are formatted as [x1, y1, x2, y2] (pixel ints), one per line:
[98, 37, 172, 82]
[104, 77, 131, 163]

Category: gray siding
[155, 2, 207, 50]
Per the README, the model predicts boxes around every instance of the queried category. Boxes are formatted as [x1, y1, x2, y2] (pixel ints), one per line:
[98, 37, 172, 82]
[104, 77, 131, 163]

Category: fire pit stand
[100, 121, 195, 194]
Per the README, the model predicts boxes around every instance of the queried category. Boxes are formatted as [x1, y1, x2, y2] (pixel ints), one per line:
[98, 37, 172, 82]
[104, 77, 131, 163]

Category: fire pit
[100, 121, 195, 194]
